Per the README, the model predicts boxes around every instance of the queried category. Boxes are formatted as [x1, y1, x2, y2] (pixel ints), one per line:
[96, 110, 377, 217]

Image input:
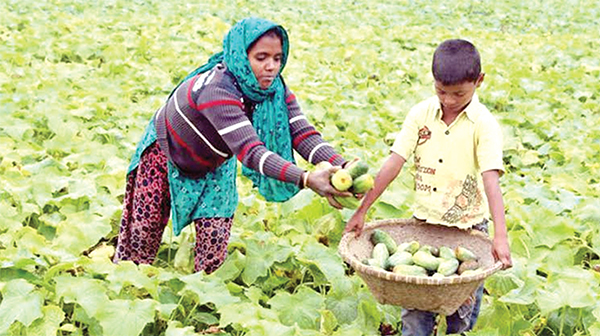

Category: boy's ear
[476, 73, 485, 87]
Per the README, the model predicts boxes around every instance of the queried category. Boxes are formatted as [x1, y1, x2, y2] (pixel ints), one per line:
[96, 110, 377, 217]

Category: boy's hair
[432, 39, 481, 85]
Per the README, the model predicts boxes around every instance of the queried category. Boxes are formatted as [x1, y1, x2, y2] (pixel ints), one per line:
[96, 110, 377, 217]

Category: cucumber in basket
[370, 229, 397, 254]
[386, 250, 414, 270]
[392, 264, 428, 276]
[371, 243, 390, 269]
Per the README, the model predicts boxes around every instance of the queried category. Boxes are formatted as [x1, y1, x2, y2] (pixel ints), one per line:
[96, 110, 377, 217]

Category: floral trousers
[113, 142, 232, 274]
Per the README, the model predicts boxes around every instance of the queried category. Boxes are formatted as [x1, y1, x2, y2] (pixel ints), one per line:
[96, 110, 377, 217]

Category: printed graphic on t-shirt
[417, 125, 432, 145]
[414, 156, 435, 192]
[441, 174, 480, 223]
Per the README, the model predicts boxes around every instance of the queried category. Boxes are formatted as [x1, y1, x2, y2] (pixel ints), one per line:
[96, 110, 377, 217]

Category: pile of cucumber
[363, 229, 483, 278]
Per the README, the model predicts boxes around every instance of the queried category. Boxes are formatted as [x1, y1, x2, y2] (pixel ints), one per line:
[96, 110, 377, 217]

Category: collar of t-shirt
[434, 93, 481, 123]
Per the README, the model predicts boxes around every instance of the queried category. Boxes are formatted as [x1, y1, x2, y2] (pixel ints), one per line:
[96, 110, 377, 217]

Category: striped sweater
[154, 63, 344, 187]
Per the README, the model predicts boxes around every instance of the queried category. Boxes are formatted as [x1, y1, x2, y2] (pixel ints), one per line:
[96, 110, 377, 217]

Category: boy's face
[435, 74, 484, 115]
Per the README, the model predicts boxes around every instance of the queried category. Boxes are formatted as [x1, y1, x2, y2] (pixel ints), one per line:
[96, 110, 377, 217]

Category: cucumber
[372, 243, 390, 268]
[418, 244, 434, 254]
[351, 173, 374, 194]
[392, 264, 428, 276]
[437, 257, 460, 276]
[386, 250, 413, 268]
[371, 229, 398, 254]
[439, 246, 456, 260]
[365, 258, 384, 269]
[412, 250, 441, 272]
[333, 195, 360, 209]
[346, 159, 369, 179]
[455, 246, 478, 262]
[398, 240, 420, 254]
[431, 272, 445, 279]
[331, 169, 353, 191]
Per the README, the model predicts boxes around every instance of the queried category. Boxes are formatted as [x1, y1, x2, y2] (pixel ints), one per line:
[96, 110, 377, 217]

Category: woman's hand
[304, 168, 352, 200]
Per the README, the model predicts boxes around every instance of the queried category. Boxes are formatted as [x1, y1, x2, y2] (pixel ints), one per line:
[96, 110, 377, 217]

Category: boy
[344, 39, 512, 335]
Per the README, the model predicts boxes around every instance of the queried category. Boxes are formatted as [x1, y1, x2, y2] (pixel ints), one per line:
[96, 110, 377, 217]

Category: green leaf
[521, 208, 575, 248]
[245, 320, 300, 336]
[218, 302, 279, 329]
[14, 226, 48, 255]
[241, 231, 293, 285]
[372, 201, 407, 220]
[51, 211, 112, 256]
[94, 299, 156, 336]
[536, 278, 597, 314]
[318, 309, 338, 335]
[244, 286, 268, 305]
[54, 275, 109, 318]
[324, 277, 361, 325]
[267, 286, 325, 329]
[164, 321, 197, 336]
[156, 303, 178, 320]
[172, 230, 194, 273]
[71, 305, 104, 336]
[296, 241, 345, 286]
[180, 272, 240, 309]
[106, 261, 159, 298]
[499, 277, 542, 305]
[538, 244, 575, 274]
[589, 323, 600, 336]
[209, 249, 246, 281]
[474, 301, 512, 336]
[0, 279, 44, 333]
[354, 297, 381, 334]
[23, 305, 65, 336]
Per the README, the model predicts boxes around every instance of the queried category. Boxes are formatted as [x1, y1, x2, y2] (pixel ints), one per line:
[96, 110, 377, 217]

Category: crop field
[1, 0, 599, 335]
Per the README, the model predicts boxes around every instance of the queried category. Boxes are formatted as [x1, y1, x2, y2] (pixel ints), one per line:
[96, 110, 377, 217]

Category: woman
[113, 17, 352, 273]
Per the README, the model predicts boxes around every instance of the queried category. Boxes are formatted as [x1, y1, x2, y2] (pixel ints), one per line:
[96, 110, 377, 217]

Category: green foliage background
[1, 0, 600, 335]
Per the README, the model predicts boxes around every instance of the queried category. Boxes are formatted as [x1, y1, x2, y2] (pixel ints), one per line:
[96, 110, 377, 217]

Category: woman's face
[247, 34, 283, 89]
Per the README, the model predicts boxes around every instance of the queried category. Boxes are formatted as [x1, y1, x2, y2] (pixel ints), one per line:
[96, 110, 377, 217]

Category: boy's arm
[344, 152, 406, 236]
[482, 169, 512, 269]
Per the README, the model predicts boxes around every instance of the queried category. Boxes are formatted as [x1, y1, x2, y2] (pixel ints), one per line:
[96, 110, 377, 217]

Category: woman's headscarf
[174, 17, 299, 202]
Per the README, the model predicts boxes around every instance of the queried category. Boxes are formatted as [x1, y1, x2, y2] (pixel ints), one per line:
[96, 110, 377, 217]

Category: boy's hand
[492, 236, 512, 269]
[344, 211, 367, 237]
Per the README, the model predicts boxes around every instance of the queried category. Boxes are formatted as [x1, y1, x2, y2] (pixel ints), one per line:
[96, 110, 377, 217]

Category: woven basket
[338, 218, 503, 315]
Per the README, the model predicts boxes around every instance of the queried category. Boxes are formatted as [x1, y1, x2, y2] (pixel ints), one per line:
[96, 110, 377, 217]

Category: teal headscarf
[174, 17, 299, 202]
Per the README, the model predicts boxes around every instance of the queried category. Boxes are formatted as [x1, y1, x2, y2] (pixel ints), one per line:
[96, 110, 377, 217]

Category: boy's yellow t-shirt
[390, 94, 504, 229]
